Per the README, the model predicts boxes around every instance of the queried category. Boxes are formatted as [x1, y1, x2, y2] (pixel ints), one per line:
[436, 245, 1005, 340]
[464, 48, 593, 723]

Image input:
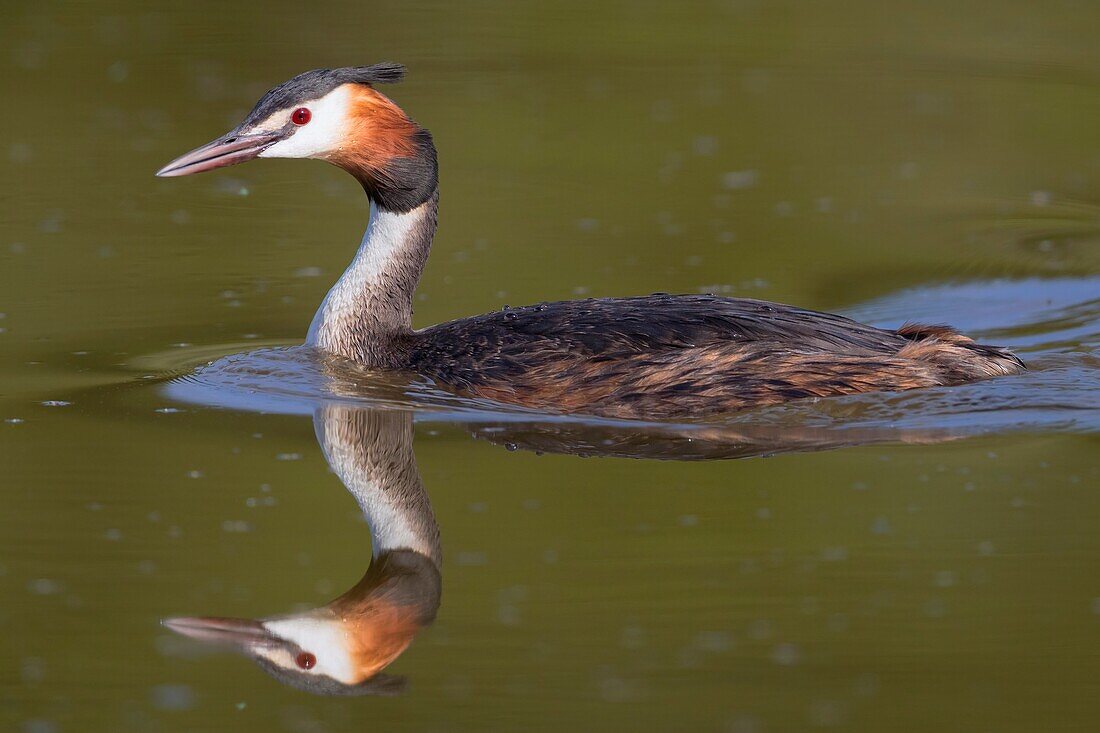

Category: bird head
[156, 63, 435, 211]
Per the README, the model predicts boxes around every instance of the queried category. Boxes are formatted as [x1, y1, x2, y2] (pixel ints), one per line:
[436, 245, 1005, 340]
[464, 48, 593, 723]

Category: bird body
[157, 64, 1023, 418]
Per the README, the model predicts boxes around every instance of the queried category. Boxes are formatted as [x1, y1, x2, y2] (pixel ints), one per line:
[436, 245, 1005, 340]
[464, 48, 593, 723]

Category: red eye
[295, 652, 316, 670]
[291, 107, 311, 126]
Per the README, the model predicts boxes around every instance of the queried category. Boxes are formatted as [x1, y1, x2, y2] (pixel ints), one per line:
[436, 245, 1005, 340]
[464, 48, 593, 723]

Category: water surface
[2, 2, 1099, 731]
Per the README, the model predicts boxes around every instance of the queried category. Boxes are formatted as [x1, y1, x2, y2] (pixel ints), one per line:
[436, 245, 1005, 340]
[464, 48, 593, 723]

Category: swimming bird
[164, 406, 441, 695]
[156, 63, 1024, 419]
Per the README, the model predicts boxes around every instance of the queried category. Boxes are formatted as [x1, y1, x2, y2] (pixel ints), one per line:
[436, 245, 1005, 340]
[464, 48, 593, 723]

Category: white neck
[313, 407, 441, 564]
[306, 198, 435, 363]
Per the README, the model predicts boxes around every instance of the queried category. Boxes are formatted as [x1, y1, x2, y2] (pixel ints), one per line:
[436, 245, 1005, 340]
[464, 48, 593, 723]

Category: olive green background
[2, 1, 1099, 731]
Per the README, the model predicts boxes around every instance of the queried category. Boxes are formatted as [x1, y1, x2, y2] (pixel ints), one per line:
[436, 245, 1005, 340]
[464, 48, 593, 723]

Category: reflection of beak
[162, 616, 283, 650]
[155, 131, 281, 177]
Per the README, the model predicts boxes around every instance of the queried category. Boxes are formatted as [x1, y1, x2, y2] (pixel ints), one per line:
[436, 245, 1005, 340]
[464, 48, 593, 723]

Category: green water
[3, 1, 1099, 731]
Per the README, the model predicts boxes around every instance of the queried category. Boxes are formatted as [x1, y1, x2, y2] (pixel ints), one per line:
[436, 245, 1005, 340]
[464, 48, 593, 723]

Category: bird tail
[895, 323, 1025, 380]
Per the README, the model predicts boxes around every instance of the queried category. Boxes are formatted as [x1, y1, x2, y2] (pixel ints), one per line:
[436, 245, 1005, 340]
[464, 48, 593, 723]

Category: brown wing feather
[403, 295, 1023, 418]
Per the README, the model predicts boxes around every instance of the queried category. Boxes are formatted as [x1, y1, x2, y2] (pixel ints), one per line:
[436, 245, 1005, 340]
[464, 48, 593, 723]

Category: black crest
[242, 63, 407, 126]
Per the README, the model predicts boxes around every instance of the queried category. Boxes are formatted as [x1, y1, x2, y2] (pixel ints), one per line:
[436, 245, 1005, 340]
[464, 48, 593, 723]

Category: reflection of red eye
[291, 108, 311, 126]
[295, 652, 316, 670]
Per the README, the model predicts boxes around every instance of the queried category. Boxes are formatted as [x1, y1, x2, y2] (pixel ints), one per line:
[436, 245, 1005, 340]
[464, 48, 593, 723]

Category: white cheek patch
[262, 616, 357, 684]
[258, 84, 354, 160]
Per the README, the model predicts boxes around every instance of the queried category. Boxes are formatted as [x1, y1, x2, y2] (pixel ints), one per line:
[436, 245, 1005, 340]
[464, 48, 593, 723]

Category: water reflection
[165, 406, 440, 696]
[162, 380, 963, 699]
[465, 419, 955, 460]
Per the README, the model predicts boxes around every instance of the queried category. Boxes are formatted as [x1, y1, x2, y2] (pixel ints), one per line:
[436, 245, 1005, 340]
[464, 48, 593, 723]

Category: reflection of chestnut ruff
[158, 64, 1023, 420]
[165, 407, 440, 696]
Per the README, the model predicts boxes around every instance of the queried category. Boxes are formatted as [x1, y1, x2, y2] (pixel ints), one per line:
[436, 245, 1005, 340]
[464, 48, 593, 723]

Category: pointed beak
[155, 130, 281, 177]
[162, 616, 283, 650]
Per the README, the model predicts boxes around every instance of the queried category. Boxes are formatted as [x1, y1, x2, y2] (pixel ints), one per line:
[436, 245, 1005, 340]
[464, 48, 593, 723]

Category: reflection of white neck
[305, 199, 434, 362]
[313, 406, 441, 565]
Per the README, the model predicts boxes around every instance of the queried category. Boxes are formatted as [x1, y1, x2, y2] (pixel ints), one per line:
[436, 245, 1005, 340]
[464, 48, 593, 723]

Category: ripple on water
[142, 277, 1099, 458]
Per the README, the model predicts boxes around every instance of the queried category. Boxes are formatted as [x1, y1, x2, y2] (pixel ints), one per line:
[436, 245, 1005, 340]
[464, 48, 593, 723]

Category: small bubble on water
[221, 520, 252, 533]
[923, 598, 948, 618]
[746, 619, 772, 641]
[104, 528, 122, 542]
[695, 630, 732, 653]
[678, 514, 698, 527]
[808, 699, 845, 727]
[40, 400, 71, 407]
[693, 135, 717, 156]
[722, 169, 758, 190]
[28, 579, 61, 596]
[276, 453, 301, 461]
[497, 604, 521, 626]
[457, 551, 487, 566]
[21, 657, 46, 682]
[771, 642, 802, 666]
[9, 142, 33, 163]
[773, 201, 795, 217]
[186, 470, 204, 479]
[620, 624, 645, 650]
[726, 714, 762, 733]
[1029, 190, 1052, 207]
[294, 266, 322, 278]
[107, 60, 129, 83]
[871, 516, 892, 535]
[821, 546, 849, 562]
[155, 407, 183, 414]
[6, 418, 24, 424]
[853, 672, 880, 697]
[934, 570, 956, 588]
[151, 684, 195, 711]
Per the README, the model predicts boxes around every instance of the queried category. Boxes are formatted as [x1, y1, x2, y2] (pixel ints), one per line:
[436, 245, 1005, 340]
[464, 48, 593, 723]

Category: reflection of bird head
[164, 549, 440, 696]
[165, 406, 441, 695]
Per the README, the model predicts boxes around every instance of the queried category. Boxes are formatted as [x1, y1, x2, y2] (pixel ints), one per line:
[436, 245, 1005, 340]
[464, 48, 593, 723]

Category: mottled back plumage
[399, 295, 1024, 419]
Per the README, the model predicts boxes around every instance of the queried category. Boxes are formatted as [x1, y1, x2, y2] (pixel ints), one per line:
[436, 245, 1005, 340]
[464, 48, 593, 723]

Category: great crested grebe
[157, 63, 1024, 419]
[165, 406, 440, 695]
